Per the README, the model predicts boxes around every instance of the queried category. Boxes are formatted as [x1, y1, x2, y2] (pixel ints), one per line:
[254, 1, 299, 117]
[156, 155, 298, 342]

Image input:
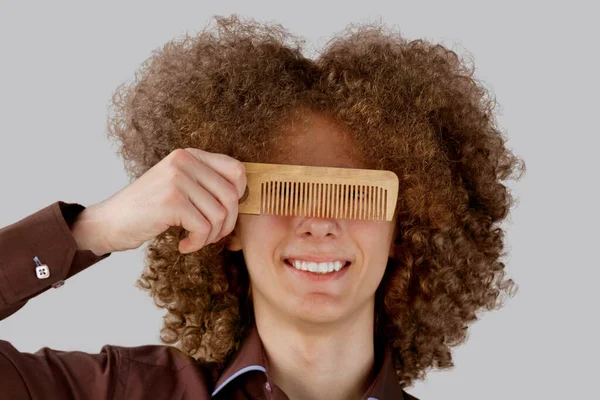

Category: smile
[285, 259, 351, 274]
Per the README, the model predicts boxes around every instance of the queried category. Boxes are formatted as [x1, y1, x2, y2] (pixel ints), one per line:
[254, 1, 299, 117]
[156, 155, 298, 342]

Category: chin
[290, 301, 347, 324]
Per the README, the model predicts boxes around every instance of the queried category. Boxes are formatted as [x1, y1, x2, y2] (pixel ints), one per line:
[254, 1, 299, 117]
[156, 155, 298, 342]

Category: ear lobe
[227, 229, 243, 251]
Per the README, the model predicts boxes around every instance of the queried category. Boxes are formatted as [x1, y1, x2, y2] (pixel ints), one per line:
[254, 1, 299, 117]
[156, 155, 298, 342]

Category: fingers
[183, 148, 247, 200]
[171, 148, 244, 249]
[177, 170, 236, 246]
[177, 199, 211, 253]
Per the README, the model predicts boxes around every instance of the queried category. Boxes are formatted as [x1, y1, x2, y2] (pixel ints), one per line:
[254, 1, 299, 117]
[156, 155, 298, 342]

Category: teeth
[290, 260, 345, 274]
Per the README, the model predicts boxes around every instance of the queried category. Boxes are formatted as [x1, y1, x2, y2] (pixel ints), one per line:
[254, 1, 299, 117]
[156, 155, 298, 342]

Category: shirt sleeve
[0, 340, 125, 399]
[0, 201, 112, 320]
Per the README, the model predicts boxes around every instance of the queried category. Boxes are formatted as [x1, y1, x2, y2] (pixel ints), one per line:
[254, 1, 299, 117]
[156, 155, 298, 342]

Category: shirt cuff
[0, 201, 111, 306]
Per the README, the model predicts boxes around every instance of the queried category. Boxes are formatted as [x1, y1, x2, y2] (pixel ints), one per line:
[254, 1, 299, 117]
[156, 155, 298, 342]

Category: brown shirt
[0, 201, 419, 400]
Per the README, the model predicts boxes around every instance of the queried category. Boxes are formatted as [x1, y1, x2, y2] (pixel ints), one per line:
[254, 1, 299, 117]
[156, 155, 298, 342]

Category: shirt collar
[210, 320, 405, 400]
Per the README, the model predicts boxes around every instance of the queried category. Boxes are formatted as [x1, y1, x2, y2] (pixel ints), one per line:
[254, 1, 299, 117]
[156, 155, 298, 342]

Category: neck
[254, 298, 377, 400]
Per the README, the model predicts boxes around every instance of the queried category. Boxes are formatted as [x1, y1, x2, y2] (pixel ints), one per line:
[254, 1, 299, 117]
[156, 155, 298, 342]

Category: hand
[81, 148, 247, 254]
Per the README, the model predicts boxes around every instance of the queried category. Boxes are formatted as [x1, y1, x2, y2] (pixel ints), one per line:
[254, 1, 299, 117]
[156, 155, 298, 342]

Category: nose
[294, 183, 339, 238]
[300, 217, 337, 238]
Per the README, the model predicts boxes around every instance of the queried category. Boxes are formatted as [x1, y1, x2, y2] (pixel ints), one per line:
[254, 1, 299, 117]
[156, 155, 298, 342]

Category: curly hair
[106, 14, 525, 388]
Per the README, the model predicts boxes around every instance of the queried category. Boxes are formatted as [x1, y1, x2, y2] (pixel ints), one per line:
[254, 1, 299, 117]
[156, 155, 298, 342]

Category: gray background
[1, 1, 598, 399]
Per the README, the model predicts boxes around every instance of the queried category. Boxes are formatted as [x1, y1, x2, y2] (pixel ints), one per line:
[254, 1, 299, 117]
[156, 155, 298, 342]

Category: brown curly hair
[106, 14, 525, 388]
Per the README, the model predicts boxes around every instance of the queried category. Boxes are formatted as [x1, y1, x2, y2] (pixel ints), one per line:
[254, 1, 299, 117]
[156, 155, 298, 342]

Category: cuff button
[35, 265, 50, 279]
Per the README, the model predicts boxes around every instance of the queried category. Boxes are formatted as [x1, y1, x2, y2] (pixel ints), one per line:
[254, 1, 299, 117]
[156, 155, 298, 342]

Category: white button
[35, 265, 50, 279]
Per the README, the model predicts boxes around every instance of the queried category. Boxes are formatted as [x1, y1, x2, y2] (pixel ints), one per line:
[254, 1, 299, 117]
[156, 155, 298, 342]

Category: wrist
[70, 204, 114, 256]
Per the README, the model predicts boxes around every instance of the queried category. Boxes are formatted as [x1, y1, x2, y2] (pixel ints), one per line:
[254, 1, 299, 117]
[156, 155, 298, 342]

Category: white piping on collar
[211, 365, 267, 397]
[211, 366, 380, 399]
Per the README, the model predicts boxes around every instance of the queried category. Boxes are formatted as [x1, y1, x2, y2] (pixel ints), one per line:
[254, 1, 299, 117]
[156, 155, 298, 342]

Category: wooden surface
[238, 162, 398, 221]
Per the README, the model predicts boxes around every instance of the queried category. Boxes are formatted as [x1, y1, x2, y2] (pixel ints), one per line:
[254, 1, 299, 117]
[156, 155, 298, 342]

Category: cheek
[361, 232, 390, 291]
[355, 221, 393, 250]
[238, 215, 285, 243]
[354, 222, 393, 276]
[239, 215, 287, 267]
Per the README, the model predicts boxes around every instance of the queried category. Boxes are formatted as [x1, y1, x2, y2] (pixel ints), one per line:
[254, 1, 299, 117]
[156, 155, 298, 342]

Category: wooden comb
[237, 162, 399, 222]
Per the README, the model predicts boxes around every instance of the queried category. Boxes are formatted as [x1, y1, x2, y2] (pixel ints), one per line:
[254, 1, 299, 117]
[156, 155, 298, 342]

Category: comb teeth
[260, 181, 388, 221]
[238, 162, 399, 222]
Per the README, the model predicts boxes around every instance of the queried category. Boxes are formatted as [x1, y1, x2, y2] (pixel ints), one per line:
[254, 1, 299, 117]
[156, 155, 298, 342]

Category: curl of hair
[107, 14, 525, 387]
